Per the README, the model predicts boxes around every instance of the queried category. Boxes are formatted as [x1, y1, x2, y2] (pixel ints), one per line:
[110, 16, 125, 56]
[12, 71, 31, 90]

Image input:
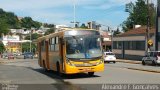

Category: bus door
[38, 42, 42, 66]
[45, 40, 50, 69]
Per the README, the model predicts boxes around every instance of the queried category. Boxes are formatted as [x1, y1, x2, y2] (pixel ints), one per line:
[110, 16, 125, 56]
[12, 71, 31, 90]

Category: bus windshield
[65, 34, 102, 59]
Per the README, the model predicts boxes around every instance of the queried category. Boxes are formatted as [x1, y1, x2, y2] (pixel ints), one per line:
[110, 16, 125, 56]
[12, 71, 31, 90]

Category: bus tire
[113, 61, 116, 63]
[88, 72, 94, 76]
[56, 62, 62, 76]
[142, 60, 145, 65]
[152, 60, 156, 66]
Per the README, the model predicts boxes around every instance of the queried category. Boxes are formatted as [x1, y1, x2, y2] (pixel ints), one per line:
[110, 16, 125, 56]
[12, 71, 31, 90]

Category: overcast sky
[0, 0, 156, 30]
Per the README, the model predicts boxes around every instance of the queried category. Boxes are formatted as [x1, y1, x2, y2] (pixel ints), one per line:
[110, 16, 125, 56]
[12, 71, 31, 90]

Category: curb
[117, 60, 141, 64]
[116, 60, 160, 73]
[127, 67, 160, 73]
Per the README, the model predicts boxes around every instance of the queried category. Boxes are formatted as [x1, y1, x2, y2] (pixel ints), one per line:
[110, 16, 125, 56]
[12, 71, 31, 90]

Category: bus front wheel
[88, 72, 94, 76]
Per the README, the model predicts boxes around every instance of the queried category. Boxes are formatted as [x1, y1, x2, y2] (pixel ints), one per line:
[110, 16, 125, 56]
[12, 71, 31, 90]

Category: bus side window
[55, 37, 59, 51]
[50, 38, 55, 51]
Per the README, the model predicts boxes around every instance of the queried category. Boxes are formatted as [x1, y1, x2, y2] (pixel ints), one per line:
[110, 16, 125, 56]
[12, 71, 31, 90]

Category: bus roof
[37, 28, 99, 42]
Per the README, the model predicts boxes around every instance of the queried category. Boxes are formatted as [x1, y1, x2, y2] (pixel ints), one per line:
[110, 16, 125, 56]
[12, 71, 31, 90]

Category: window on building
[113, 41, 122, 49]
[124, 41, 145, 50]
[124, 41, 129, 50]
[117, 42, 122, 49]
[136, 41, 145, 50]
[113, 41, 117, 49]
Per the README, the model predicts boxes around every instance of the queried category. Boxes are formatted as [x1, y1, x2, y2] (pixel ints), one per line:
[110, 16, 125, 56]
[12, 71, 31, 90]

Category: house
[100, 30, 112, 51]
[112, 26, 155, 60]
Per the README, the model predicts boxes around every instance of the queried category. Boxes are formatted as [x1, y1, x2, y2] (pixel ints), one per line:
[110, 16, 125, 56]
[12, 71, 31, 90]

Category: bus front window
[65, 35, 102, 59]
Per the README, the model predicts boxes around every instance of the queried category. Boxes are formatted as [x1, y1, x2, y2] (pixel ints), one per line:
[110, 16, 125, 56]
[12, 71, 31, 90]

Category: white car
[103, 52, 116, 63]
[142, 51, 160, 65]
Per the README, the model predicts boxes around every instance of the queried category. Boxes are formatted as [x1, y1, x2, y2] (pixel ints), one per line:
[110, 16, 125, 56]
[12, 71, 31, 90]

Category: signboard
[3, 35, 20, 41]
[148, 39, 153, 46]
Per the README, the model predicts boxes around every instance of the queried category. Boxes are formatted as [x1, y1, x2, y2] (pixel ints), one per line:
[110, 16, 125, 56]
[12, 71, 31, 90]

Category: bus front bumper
[65, 63, 104, 74]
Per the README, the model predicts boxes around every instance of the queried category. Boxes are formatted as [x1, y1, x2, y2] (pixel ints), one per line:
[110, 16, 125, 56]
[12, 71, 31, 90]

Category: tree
[25, 33, 40, 40]
[0, 19, 10, 36]
[122, 0, 156, 32]
[0, 8, 43, 30]
[22, 42, 36, 53]
[44, 28, 55, 35]
[0, 42, 5, 54]
[33, 21, 42, 29]
[0, 9, 20, 29]
[113, 28, 121, 36]
[20, 17, 34, 29]
[80, 23, 88, 29]
[20, 17, 41, 29]
[5, 12, 21, 29]
[43, 23, 55, 28]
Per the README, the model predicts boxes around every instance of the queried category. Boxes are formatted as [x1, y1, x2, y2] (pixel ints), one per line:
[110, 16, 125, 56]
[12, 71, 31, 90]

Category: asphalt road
[1, 59, 160, 90]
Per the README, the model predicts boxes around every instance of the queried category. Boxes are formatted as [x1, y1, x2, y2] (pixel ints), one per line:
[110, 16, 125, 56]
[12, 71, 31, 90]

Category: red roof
[100, 31, 110, 38]
[116, 26, 155, 37]
[102, 41, 111, 46]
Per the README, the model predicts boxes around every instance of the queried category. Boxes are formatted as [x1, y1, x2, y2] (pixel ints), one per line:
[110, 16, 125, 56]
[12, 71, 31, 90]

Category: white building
[2, 35, 31, 53]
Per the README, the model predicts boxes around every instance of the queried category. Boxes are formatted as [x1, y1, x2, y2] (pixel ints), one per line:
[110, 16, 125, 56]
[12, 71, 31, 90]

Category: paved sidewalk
[116, 59, 160, 73]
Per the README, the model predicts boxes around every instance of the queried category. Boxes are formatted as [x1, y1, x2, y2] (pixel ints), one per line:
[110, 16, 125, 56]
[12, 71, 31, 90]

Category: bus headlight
[66, 59, 75, 66]
[96, 59, 104, 65]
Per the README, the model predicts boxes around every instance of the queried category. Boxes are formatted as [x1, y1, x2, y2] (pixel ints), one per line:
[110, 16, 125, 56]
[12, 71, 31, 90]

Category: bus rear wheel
[88, 72, 94, 76]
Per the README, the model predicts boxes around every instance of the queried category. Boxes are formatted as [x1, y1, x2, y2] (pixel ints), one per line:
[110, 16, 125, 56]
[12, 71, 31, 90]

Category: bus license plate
[84, 68, 91, 72]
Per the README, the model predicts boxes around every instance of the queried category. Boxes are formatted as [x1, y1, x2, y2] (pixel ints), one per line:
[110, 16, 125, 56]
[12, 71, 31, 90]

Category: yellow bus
[37, 28, 104, 76]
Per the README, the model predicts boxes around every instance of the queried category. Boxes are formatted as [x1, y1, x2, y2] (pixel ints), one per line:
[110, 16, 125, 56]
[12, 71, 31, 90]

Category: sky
[0, 0, 156, 30]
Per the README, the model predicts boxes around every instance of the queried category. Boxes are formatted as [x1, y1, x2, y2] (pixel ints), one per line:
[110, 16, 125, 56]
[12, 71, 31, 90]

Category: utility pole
[111, 30, 113, 52]
[156, 0, 160, 51]
[73, 0, 76, 28]
[146, 0, 150, 53]
[30, 29, 32, 52]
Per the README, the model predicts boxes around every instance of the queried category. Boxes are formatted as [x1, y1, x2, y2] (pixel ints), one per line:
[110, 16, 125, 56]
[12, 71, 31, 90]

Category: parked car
[2, 53, 8, 59]
[2, 53, 14, 59]
[24, 52, 34, 59]
[142, 51, 160, 65]
[8, 53, 14, 59]
[103, 52, 116, 63]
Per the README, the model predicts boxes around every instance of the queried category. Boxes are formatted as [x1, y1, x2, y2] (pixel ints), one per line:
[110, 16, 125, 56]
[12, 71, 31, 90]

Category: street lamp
[100, 24, 113, 51]
[73, 0, 76, 28]
[146, 0, 151, 53]
[107, 28, 114, 52]
[30, 30, 32, 52]
[30, 28, 33, 52]
[111, 30, 114, 52]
